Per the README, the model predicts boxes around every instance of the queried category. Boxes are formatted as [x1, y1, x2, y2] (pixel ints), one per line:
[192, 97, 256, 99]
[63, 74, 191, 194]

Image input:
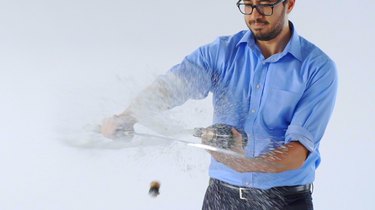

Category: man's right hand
[100, 113, 137, 140]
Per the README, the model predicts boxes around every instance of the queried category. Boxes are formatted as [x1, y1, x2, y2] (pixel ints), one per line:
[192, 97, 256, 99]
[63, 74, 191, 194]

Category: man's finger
[231, 128, 242, 139]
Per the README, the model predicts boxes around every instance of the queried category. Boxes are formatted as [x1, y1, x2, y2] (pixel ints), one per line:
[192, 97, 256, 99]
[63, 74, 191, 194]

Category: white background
[1, 0, 374, 209]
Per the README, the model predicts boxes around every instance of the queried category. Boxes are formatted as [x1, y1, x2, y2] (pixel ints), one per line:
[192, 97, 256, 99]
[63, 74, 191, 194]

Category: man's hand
[201, 128, 245, 153]
[204, 128, 249, 172]
[101, 113, 137, 140]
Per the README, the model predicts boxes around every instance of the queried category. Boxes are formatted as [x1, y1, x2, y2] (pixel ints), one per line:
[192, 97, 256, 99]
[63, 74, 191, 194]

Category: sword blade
[133, 132, 243, 157]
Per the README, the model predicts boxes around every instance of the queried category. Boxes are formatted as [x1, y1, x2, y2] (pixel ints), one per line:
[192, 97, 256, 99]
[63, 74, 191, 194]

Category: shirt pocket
[259, 88, 302, 131]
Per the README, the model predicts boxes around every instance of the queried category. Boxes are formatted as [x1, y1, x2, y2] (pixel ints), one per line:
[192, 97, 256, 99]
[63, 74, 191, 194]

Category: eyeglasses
[236, 0, 286, 16]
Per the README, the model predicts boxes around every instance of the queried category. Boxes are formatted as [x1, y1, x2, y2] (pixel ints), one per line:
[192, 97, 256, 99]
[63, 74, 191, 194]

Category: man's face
[242, 0, 288, 41]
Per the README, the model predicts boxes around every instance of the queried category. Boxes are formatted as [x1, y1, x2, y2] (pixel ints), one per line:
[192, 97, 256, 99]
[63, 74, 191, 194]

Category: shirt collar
[236, 21, 303, 61]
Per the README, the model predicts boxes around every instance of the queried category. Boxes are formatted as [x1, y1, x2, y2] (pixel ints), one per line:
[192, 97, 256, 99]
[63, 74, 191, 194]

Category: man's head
[237, 0, 295, 41]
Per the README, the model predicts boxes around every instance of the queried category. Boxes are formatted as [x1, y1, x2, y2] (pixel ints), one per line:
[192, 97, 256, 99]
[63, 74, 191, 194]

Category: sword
[129, 131, 244, 158]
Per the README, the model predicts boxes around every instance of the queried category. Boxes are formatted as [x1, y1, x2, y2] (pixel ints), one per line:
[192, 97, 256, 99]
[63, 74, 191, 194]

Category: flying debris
[149, 181, 161, 197]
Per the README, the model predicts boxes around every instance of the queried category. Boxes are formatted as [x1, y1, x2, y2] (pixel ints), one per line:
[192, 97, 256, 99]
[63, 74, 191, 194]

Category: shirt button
[251, 109, 256, 113]
[256, 84, 260, 89]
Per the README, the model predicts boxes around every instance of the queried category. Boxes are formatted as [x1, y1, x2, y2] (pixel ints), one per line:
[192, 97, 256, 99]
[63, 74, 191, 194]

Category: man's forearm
[212, 141, 309, 173]
[254, 141, 309, 173]
[125, 81, 171, 115]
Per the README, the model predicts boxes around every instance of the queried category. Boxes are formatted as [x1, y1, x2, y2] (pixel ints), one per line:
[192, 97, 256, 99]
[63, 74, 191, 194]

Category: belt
[211, 179, 312, 200]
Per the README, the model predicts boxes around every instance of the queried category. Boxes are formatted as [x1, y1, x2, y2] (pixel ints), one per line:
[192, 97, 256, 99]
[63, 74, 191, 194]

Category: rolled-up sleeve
[285, 57, 338, 152]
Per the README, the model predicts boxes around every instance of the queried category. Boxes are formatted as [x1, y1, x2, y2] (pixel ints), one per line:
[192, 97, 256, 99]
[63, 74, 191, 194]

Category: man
[101, 0, 337, 209]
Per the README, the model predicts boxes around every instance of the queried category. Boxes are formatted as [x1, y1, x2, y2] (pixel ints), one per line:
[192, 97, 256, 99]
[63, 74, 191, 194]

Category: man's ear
[286, 0, 296, 14]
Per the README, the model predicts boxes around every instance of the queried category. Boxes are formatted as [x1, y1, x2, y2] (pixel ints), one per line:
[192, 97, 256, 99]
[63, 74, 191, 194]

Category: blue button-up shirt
[157, 24, 337, 189]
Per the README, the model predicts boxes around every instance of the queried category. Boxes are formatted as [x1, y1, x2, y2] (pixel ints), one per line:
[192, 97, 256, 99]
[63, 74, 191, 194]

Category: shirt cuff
[285, 125, 315, 152]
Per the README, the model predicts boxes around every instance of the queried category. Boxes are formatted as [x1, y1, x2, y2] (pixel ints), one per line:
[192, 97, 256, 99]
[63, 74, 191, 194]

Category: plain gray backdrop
[1, 0, 374, 209]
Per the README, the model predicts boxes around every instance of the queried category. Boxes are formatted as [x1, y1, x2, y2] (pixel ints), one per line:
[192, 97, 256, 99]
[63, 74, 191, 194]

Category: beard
[247, 14, 286, 41]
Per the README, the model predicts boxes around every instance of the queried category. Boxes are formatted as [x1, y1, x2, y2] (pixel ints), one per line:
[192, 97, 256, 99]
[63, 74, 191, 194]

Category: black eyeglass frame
[236, 0, 286, 16]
